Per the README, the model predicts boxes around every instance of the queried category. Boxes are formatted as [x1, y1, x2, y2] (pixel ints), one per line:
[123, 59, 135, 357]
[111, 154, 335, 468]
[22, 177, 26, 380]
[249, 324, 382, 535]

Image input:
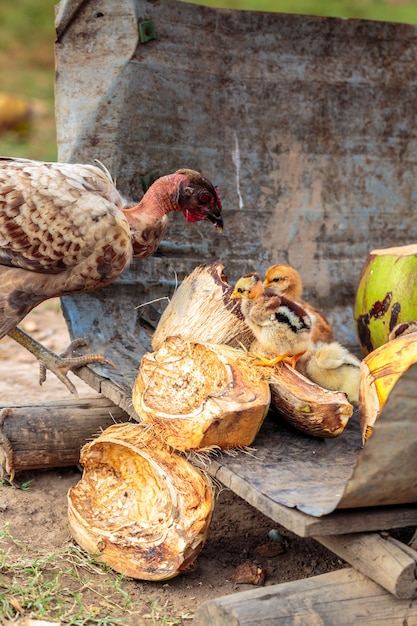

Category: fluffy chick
[298, 341, 361, 403]
[231, 273, 313, 367]
[263, 264, 333, 344]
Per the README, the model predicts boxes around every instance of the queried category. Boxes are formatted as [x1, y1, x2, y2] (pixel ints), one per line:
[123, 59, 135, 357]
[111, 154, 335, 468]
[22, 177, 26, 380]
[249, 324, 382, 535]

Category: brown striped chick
[298, 341, 361, 403]
[263, 264, 334, 344]
[231, 273, 313, 367]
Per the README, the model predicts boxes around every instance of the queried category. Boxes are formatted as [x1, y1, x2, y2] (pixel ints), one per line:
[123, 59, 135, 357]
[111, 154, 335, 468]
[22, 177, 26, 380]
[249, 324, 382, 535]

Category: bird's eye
[199, 192, 211, 204]
[272, 277, 282, 282]
[238, 287, 244, 293]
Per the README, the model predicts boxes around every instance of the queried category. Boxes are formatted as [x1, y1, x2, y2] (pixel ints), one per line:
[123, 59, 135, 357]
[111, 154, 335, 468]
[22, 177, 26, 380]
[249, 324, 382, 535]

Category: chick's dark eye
[199, 192, 211, 204]
[273, 277, 282, 282]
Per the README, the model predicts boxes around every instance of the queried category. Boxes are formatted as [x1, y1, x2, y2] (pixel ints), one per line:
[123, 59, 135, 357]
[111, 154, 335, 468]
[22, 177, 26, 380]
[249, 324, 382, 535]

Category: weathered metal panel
[55, 0, 417, 517]
[210, 363, 417, 519]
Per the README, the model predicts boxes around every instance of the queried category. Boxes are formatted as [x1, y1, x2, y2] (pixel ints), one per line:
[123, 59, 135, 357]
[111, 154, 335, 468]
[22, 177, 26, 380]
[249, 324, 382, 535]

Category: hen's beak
[205, 213, 223, 232]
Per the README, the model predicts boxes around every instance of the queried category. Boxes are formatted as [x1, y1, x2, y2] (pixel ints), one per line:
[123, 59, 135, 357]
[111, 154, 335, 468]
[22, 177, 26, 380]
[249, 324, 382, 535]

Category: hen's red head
[175, 169, 223, 231]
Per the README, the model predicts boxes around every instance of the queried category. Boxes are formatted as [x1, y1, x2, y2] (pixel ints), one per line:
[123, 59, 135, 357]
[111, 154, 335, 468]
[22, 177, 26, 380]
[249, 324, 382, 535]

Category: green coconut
[354, 244, 417, 354]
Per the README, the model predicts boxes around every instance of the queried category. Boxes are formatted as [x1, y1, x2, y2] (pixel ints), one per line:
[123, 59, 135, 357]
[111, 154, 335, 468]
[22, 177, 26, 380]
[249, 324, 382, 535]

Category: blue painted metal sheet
[55, 0, 417, 518]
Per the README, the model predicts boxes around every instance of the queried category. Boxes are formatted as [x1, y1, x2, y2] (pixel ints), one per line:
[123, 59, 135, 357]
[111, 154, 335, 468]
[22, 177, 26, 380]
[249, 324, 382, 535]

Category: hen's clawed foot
[38, 337, 116, 395]
[8, 327, 115, 397]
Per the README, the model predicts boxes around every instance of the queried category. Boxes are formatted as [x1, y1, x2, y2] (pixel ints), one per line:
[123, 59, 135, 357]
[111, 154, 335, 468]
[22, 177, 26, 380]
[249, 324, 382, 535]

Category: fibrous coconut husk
[68, 422, 214, 581]
[133, 336, 270, 451]
[151, 261, 253, 351]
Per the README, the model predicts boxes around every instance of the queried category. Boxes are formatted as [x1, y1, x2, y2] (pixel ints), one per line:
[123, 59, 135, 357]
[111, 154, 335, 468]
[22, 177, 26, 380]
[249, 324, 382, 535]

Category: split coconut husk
[268, 362, 353, 438]
[152, 261, 254, 351]
[354, 243, 417, 354]
[133, 335, 270, 451]
[359, 326, 417, 444]
[68, 422, 214, 581]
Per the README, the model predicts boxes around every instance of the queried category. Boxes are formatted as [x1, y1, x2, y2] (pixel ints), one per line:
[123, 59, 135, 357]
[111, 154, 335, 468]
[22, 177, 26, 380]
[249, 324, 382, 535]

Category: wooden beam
[193, 567, 417, 626]
[0, 397, 128, 474]
[210, 459, 417, 537]
[315, 532, 417, 599]
[74, 367, 138, 419]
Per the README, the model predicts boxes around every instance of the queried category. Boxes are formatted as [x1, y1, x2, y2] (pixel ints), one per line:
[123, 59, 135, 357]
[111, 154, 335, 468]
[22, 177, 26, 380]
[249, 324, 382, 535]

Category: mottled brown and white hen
[0, 157, 223, 394]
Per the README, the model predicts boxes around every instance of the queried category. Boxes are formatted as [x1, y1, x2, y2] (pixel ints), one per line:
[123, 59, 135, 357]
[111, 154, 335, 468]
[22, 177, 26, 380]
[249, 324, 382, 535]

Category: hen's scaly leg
[7, 326, 115, 397]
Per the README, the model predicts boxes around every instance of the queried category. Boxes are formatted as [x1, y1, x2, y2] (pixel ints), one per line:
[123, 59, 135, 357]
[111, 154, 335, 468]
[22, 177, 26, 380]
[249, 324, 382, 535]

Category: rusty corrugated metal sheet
[55, 0, 417, 516]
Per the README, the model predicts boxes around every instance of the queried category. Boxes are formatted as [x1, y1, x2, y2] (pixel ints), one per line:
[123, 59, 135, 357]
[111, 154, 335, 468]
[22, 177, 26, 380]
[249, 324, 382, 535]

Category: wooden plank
[209, 456, 417, 537]
[73, 366, 417, 536]
[315, 533, 417, 599]
[409, 529, 417, 551]
[74, 366, 138, 419]
[193, 567, 417, 626]
[0, 397, 128, 473]
[338, 363, 417, 509]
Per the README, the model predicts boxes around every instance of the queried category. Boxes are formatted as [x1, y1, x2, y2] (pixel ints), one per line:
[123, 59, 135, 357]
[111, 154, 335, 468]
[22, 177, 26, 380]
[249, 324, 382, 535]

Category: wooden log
[0, 397, 128, 475]
[193, 567, 417, 626]
[315, 532, 417, 599]
[409, 529, 417, 552]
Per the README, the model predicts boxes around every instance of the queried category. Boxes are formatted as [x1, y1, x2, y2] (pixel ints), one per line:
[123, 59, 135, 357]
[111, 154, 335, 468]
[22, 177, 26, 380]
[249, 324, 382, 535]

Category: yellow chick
[231, 273, 314, 367]
[263, 264, 334, 344]
[298, 341, 361, 403]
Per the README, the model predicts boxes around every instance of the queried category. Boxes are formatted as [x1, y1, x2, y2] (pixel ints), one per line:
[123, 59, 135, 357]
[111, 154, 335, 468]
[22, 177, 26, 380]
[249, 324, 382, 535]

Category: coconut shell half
[133, 336, 271, 451]
[359, 329, 417, 444]
[269, 362, 353, 438]
[152, 261, 253, 351]
[68, 423, 214, 581]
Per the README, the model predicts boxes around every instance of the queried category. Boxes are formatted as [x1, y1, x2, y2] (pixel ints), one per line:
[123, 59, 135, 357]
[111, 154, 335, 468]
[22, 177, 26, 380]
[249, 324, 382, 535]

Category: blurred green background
[1, 0, 417, 162]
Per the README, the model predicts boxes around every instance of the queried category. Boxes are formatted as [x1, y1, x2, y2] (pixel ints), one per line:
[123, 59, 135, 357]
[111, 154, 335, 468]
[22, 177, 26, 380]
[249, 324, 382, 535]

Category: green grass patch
[0, 524, 137, 624]
[187, 0, 417, 23]
[0, 0, 56, 160]
[0, 523, 194, 625]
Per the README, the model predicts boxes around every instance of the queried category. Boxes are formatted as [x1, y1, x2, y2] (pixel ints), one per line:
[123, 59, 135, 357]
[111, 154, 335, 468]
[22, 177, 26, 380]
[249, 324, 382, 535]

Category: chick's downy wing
[247, 295, 283, 326]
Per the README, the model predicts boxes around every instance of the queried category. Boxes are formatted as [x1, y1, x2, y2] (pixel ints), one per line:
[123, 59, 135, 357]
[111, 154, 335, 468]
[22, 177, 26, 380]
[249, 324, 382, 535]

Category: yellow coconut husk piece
[268, 362, 353, 438]
[68, 422, 214, 581]
[152, 261, 254, 351]
[359, 329, 417, 444]
[133, 336, 270, 451]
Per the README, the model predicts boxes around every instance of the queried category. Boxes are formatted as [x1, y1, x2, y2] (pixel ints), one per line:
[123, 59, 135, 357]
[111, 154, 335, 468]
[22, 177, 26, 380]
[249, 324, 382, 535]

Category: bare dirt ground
[0, 300, 345, 625]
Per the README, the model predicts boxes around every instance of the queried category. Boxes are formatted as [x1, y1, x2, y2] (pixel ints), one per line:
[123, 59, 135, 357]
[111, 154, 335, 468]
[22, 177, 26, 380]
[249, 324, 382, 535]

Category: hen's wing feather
[0, 159, 132, 337]
[0, 159, 131, 273]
